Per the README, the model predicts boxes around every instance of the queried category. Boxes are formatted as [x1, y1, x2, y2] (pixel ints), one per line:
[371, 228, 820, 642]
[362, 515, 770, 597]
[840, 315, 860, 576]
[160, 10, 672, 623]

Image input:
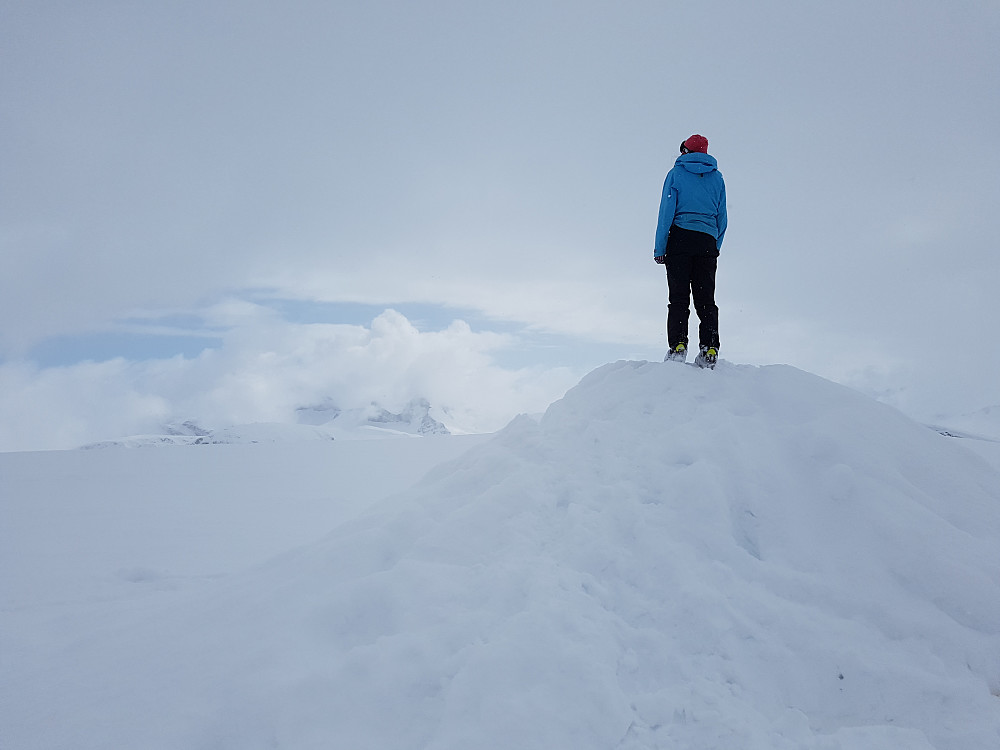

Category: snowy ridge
[80, 422, 338, 448]
[3, 361, 1000, 749]
[300, 396, 452, 439]
[80, 397, 451, 448]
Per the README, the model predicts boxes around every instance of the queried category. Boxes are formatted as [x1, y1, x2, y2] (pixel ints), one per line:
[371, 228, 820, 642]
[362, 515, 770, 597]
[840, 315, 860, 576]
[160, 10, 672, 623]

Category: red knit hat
[681, 134, 709, 154]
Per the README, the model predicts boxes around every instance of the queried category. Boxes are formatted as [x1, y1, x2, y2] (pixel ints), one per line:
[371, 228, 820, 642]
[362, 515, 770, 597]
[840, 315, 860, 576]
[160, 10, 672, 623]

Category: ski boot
[664, 342, 687, 363]
[694, 346, 718, 369]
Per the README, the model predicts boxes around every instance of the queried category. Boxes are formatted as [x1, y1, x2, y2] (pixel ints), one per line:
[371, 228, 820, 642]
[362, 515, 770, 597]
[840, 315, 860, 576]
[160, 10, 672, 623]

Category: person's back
[654, 140, 727, 257]
[667, 152, 726, 241]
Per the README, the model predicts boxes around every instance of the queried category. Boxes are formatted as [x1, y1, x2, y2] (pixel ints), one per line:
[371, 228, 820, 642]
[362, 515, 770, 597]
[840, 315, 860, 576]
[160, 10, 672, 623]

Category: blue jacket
[654, 152, 727, 256]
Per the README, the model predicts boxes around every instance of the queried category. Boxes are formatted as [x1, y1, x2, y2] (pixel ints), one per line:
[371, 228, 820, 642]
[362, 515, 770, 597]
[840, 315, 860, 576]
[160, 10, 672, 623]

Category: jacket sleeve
[715, 181, 728, 250]
[654, 173, 676, 256]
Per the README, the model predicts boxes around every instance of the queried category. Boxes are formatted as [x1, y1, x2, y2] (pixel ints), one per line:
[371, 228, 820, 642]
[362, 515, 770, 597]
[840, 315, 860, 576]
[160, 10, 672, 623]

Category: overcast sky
[2, 1, 999, 451]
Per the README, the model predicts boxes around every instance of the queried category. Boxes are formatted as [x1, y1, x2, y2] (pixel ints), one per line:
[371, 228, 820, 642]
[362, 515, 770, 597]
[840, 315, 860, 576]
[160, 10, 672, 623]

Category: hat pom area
[683, 134, 709, 153]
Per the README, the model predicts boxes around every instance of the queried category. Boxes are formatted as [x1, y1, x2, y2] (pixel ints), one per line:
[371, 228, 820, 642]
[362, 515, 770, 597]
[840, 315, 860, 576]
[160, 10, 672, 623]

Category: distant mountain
[80, 423, 336, 449]
[80, 397, 451, 449]
[163, 420, 212, 437]
[297, 396, 450, 438]
[930, 404, 1000, 442]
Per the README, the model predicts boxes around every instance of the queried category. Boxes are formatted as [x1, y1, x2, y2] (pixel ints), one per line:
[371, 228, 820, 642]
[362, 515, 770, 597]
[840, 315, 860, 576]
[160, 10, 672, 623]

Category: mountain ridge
[80, 396, 452, 448]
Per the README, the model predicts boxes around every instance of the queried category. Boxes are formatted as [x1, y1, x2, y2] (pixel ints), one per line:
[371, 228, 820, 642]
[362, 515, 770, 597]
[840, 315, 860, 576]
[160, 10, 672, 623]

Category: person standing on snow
[654, 134, 727, 369]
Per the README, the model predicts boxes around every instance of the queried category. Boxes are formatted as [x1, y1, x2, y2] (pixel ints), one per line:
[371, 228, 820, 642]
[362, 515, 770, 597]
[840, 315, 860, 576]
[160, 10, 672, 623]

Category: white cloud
[0, 359, 172, 452]
[0, 309, 579, 452]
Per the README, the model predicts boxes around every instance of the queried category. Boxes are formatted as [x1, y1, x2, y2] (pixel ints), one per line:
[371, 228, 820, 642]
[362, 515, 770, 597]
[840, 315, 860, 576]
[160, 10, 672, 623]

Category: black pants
[664, 227, 720, 351]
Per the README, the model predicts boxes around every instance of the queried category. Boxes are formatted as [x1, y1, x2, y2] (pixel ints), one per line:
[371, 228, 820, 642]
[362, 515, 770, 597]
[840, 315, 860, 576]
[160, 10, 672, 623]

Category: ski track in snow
[2, 360, 1000, 750]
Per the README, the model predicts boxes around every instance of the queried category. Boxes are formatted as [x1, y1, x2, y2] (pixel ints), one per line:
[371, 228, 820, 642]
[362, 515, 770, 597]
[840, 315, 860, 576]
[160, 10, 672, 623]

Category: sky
[2, 0, 999, 450]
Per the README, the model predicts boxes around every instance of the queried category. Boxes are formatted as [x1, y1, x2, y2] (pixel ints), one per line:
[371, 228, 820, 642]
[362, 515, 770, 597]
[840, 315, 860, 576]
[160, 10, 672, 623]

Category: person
[653, 134, 727, 368]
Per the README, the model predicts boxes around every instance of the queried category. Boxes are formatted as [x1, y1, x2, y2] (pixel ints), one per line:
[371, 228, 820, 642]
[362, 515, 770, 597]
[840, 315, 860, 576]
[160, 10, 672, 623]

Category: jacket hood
[675, 152, 718, 175]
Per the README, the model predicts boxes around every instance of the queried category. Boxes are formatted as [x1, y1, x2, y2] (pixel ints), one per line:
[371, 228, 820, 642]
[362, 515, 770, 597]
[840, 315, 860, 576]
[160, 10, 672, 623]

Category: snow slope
[2, 361, 999, 749]
[0, 435, 491, 610]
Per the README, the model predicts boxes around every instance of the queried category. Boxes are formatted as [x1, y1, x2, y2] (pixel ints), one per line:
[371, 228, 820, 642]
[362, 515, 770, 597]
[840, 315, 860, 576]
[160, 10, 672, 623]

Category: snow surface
[2, 360, 1000, 749]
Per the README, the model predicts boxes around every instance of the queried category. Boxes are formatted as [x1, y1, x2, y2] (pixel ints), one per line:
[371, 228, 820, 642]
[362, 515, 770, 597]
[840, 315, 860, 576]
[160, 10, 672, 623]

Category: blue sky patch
[29, 331, 223, 368]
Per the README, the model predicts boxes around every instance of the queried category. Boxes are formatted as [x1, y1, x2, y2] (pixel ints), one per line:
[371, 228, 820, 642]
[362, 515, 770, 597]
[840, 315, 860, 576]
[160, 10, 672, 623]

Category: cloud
[0, 359, 171, 452]
[0, 309, 580, 452]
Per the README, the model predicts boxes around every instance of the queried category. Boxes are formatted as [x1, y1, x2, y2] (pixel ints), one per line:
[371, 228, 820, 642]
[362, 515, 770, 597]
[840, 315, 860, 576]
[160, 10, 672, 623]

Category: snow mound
[6, 361, 1000, 749]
